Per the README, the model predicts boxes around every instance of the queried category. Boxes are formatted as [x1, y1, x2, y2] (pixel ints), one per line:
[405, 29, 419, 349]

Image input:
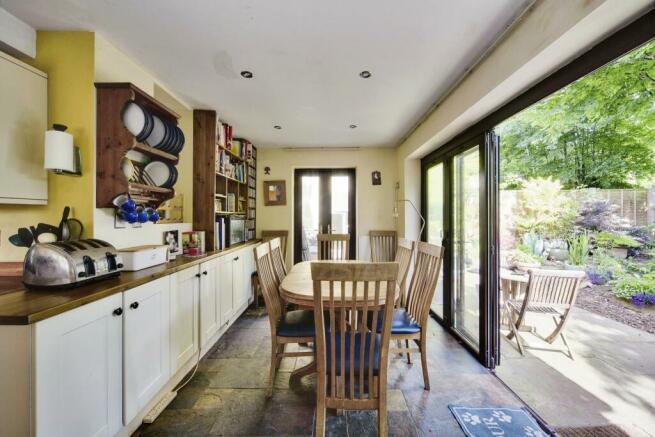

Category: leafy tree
[498, 40, 655, 189]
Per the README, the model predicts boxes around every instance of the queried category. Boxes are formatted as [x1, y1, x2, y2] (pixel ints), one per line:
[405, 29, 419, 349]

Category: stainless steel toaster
[23, 239, 124, 288]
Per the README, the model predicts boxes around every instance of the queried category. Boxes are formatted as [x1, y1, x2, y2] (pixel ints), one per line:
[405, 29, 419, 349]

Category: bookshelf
[193, 110, 257, 252]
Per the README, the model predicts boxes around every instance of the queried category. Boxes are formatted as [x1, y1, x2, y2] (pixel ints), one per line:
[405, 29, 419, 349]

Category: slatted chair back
[370, 230, 397, 262]
[406, 242, 444, 327]
[254, 244, 284, 335]
[269, 237, 288, 285]
[262, 230, 289, 262]
[394, 238, 415, 308]
[525, 269, 585, 309]
[311, 262, 398, 421]
[317, 233, 350, 260]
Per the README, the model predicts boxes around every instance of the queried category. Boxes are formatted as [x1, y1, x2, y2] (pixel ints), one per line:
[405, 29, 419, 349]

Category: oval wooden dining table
[279, 260, 399, 378]
[280, 261, 398, 307]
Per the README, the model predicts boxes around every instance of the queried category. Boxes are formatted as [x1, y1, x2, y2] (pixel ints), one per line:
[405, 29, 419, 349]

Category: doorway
[293, 168, 356, 264]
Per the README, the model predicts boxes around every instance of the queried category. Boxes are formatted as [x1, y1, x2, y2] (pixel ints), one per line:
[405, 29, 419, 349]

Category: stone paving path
[498, 307, 655, 437]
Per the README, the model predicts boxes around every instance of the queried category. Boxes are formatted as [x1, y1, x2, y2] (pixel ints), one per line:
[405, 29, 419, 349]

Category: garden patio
[497, 306, 655, 437]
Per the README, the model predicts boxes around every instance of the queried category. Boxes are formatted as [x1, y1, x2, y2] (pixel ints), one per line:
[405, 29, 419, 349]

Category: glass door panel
[300, 175, 320, 261]
[453, 146, 481, 347]
[330, 176, 349, 234]
[426, 163, 445, 318]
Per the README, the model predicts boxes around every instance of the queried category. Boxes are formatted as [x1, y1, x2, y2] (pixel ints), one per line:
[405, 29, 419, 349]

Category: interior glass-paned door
[294, 169, 356, 264]
[452, 145, 481, 347]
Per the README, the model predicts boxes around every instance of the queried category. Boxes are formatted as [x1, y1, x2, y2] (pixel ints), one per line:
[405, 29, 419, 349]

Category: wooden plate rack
[95, 82, 180, 208]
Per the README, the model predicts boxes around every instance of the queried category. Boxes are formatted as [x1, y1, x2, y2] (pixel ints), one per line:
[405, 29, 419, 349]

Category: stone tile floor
[497, 307, 655, 437]
[135, 311, 526, 436]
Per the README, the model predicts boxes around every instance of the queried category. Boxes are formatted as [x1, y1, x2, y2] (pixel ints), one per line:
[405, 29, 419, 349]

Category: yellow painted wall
[256, 147, 398, 265]
[0, 31, 95, 261]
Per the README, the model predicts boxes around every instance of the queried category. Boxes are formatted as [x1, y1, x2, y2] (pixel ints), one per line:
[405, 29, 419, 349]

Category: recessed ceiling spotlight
[240, 71, 253, 78]
[359, 70, 372, 78]
[274, 125, 282, 130]
[349, 124, 357, 129]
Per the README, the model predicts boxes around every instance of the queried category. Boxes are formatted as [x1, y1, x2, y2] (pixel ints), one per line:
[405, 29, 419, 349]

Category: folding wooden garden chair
[505, 268, 585, 359]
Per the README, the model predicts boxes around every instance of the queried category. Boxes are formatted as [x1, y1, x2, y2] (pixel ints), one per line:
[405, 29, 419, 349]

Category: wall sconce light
[44, 124, 81, 176]
[393, 182, 426, 238]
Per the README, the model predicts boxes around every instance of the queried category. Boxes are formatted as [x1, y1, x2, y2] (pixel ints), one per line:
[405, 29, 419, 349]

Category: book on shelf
[227, 193, 236, 212]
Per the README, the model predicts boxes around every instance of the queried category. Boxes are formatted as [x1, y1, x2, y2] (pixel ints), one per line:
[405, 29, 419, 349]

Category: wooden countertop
[0, 240, 260, 325]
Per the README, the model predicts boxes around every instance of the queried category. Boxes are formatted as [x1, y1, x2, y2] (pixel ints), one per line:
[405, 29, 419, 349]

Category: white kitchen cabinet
[170, 266, 200, 373]
[0, 51, 47, 204]
[33, 293, 123, 437]
[199, 258, 219, 348]
[239, 245, 257, 309]
[218, 254, 234, 326]
[123, 276, 171, 424]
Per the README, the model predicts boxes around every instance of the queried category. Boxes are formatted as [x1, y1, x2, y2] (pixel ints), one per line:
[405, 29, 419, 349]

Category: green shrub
[595, 231, 641, 249]
[611, 272, 655, 300]
[590, 249, 625, 277]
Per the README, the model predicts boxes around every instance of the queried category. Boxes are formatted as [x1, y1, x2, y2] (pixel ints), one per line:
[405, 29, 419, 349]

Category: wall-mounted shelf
[95, 82, 181, 208]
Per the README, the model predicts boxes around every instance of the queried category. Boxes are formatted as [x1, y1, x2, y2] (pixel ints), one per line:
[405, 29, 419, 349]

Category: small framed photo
[372, 170, 382, 186]
[263, 180, 287, 206]
[163, 230, 182, 260]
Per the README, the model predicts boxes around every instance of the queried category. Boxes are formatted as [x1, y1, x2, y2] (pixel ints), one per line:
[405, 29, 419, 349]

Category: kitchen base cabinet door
[123, 276, 171, 424]
[218, 255, 234, 326]
[34, 293, 123, 437]
[239, 245, 257, 309]
[199, 258, 219, 348]
[232, 251, 246, 311]
[170, 267, 199, 373]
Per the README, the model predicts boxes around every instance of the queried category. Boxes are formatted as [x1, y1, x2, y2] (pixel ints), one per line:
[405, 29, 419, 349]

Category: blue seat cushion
[325, 332, 381, 376]
[277, 310, 315, 337]
[368, 308, 421, 335]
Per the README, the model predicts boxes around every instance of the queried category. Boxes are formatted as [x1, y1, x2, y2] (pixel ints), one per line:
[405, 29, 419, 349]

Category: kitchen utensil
[36, 223, 60, 242]
[57, 206, 70, 241]
[117, 245, 167, 271]
[22, 239, 123, 288]
[143, 161, 171, 187]
[136, 207, 149, 223]
[65, 218, 84, 240]
[8, 233, 29, 247]
[18, 227, 34, 246]
[120, 210, 138, 224]
[145, 114, 166, 148]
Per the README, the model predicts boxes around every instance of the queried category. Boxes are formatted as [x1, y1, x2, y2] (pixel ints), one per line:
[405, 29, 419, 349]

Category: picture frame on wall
[263, 180, 286, 206]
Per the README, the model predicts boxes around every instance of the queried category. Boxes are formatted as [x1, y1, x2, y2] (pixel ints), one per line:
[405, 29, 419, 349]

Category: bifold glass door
[293, 169, 356, 264]
[422, 133, 499, 367]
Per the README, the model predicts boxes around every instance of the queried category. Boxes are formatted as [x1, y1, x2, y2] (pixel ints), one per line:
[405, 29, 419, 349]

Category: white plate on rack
[145, 115, 166, 148]
[143, 160, 171, 187]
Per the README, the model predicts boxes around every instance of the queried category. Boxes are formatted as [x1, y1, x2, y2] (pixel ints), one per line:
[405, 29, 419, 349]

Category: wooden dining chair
[370, 230, 397, 262]
[505, 268, 585, 359]
[311, 261, 398, 437]
[317, 233, 350, 260]
[269, 237, 288, 285]
[394, 238, 415, 309]
[262, 230, 289, 263]
[253, 244, 314, 397]
[375, 242, 444, 390]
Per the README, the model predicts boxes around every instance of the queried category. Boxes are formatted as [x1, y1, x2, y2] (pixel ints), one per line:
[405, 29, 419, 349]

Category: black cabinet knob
[130, 302, 139, 309]
[195, 273, 201, 278]
[202, 271, 208, 275]
[113, 307, 123, 316]
[234, 256, 239, 261]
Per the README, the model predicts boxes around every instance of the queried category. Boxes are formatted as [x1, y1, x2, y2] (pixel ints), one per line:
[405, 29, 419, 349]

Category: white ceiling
[1, 0, 532, 148]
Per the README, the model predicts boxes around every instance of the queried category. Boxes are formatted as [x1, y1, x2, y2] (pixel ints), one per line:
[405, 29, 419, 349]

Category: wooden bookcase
[95, 83, 179, 208]
[193, 110, 257, 251]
